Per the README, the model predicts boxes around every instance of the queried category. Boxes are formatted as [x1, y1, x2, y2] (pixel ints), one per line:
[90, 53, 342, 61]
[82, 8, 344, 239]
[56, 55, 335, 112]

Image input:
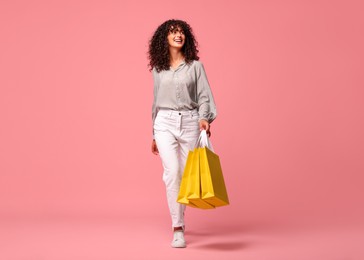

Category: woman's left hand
[199, 119, 211, 137]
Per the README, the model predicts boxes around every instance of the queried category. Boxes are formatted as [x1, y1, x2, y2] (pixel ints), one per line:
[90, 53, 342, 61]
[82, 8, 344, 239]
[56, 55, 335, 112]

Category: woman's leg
[154, 112, 186, 229]
[154, 109, 199, 248]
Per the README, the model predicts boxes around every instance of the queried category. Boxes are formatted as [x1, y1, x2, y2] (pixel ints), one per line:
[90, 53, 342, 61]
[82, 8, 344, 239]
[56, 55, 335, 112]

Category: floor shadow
[184, 220, 282, 250]
[192, 241, 249, 251]
[186, 219, 280, 237]
[186, 226, 245, 236]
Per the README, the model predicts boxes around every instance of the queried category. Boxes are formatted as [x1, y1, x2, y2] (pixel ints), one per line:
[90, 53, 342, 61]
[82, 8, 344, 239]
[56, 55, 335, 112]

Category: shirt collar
[170, 59, 186, 71]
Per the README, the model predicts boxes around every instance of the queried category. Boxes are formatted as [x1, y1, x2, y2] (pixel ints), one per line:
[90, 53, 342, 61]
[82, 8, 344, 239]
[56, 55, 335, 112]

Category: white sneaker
[171, 230, 186, 248]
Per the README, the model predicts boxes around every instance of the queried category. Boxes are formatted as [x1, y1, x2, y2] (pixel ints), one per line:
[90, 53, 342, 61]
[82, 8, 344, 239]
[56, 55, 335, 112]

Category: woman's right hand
[151, 139, 159, 155]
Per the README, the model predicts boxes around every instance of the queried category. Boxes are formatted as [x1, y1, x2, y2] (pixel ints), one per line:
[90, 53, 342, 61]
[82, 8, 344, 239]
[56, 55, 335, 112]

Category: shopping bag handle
[194, 130, 214, 152]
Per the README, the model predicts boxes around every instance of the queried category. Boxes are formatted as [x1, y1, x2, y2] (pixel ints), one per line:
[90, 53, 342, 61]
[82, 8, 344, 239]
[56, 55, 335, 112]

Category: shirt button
[179, 113, 181, 115]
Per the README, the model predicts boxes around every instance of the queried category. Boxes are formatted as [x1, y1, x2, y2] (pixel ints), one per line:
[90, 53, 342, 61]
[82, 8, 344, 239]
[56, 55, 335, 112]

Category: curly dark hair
[147, 19, 200, 72]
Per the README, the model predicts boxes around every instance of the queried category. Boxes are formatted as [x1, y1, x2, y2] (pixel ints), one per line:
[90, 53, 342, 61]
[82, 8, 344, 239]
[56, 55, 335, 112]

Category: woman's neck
[169, 49, 184, 63]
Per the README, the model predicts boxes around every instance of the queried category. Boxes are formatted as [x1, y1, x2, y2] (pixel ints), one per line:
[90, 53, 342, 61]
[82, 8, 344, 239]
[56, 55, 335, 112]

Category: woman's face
[167, 25, 185, 49]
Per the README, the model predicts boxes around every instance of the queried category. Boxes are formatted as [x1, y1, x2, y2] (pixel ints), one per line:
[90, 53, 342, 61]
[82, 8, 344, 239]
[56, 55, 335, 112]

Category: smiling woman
[167, 26, 186, 69]
[147, 19, 217, 248]
[148, 19, 200, 72]
[168, 26, 185, 48]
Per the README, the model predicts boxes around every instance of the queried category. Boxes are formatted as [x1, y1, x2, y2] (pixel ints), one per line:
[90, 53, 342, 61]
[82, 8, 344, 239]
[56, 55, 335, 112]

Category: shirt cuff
[198, 117, 209, 122]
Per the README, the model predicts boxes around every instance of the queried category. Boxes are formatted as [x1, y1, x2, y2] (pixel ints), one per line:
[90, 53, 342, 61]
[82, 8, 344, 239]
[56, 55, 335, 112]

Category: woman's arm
[196, 62, 217, 134]
[151, 67, 160, 155]
[151, 67, 160, 140]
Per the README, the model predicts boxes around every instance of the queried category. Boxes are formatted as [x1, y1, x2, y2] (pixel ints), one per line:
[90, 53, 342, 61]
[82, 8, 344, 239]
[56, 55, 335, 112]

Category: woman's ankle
[173, 226, 184, 232]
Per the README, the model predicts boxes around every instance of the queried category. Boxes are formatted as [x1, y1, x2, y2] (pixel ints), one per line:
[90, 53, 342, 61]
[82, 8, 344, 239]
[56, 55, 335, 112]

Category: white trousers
[154, 108, 200, 228]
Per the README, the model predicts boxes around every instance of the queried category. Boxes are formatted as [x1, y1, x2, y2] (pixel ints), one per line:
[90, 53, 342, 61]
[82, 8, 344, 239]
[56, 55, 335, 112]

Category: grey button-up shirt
[152, 59, 217, 138]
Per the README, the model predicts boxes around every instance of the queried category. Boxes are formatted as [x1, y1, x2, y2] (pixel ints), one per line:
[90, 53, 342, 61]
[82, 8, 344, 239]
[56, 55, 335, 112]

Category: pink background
[1, 0, 363, 259]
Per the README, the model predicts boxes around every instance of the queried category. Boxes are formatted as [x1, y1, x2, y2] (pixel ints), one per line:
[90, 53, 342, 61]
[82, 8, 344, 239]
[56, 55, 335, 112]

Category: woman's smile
[174, 39, 182, 44]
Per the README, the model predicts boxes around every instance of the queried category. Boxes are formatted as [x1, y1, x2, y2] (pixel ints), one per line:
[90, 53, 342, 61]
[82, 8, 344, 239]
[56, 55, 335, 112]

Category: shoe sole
[171, 244, 186, 248]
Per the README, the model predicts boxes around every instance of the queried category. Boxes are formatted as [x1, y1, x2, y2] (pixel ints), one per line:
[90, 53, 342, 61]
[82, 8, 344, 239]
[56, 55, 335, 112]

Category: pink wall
[0, 0, 363, 226]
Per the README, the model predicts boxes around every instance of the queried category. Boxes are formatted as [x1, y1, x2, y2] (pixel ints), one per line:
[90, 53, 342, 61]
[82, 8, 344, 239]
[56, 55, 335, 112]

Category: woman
[147, 19, 217, 248]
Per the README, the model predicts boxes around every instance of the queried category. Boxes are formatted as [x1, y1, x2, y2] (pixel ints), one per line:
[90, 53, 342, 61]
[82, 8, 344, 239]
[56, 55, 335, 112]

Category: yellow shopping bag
[177, 148, 214, 209]
[187, 148, 215, 209]
[177, 150, 195, 206]
[178, 130, 227, 209]
[177, 149, 200, 208]
[199, 146, 229, 207]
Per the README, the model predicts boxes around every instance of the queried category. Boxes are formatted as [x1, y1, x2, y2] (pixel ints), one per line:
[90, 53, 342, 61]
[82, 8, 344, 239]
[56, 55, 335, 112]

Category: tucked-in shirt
[151, 59, 217, 138]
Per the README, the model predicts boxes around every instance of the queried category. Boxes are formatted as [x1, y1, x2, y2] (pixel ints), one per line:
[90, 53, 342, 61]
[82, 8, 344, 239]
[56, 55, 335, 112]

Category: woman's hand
[199, 119, 211, 137]
[151, 139, 159, 155]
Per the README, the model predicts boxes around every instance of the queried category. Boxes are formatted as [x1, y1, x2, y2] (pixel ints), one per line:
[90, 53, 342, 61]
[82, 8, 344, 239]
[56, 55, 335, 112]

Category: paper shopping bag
[187, 148, 215, 209]
[177, 150, 195, 205]
[177, 148, 214, 209]
[199, 147, 229, 207]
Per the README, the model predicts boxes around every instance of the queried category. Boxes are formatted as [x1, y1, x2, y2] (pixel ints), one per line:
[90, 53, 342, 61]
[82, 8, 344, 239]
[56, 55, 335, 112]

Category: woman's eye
[170, 29, 183, 35]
